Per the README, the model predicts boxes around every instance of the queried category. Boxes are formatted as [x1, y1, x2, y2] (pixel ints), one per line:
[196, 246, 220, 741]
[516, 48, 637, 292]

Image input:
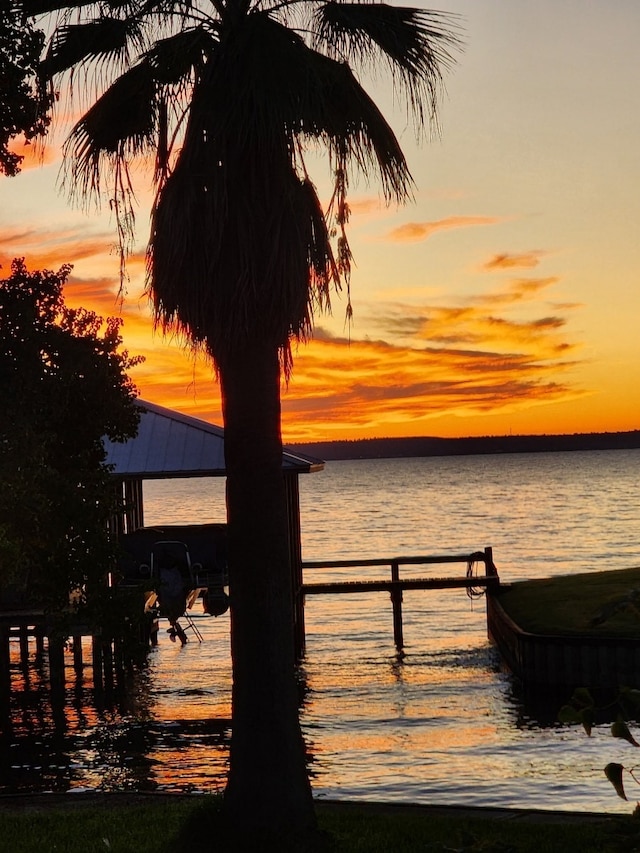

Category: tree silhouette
[0, 6, 53, 175]
[0, 258, 140, 608]
[30, 0, 460, 844]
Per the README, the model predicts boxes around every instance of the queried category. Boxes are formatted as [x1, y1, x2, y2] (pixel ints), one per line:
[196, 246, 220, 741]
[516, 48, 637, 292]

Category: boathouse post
[390, 560, 404, 650]
[285, 474, 306, 659]
[113, 635, 128, 684]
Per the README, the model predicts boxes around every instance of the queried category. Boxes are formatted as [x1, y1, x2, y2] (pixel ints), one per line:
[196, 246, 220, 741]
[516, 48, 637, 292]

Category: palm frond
[40, 17, 143, 79]
[147, 9, 419, 364]
[307, 56, 413, 203]
[18, 1, 92, 12]
[148, 86, 339, 365]
[144, 26, 213, 85]
[62, 59, 157, 280]
[63, 59, 156, 181]
[144, 28, 216, 181]
[207, 12, 412, 204]
[313, 3, 462, 129]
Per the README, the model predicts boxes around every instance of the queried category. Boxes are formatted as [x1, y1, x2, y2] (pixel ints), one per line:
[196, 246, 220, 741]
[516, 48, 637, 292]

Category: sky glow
[1, 0, 639, 442]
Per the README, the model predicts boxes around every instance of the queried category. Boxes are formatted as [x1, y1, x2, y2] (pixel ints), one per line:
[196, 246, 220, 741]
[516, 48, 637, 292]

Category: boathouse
[0, 400, 323, 700]
[104, 398, 325, 650]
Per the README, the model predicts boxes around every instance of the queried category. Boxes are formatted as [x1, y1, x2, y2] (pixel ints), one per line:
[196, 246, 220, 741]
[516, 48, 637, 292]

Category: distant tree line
[290, 431, 640, 461]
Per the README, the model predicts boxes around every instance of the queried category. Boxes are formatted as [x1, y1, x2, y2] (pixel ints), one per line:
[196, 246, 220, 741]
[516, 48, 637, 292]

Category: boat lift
[144, 540, 206, 643]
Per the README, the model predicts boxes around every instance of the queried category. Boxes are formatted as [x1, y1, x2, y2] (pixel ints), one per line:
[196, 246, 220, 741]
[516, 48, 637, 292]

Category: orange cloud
[385, 216, 500, 243]
[363, 272, 578, 351]
[64, 275, 124, 310]
[266, 267, 583, 439]
[471, 277, 559, 308]
[7, 136, 59, 171]
[0, 225, 116, 272]
[125, 258, 584, 441]
[347, 197, 385, 216]
[1, 217, 587, 442]
[482, 251, 545, 271]
[281, 330, 585, 441]
[125, 308, 583, 443]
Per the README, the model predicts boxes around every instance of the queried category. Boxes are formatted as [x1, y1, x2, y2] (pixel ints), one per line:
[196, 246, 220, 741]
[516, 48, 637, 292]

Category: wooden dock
[2, 546, 500, 704]
[0, 607, 153, 713]
[297, 547, 499, 653]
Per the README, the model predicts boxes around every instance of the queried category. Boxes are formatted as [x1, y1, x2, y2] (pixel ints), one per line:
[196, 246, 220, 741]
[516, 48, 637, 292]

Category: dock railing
[298, 546, 499, 652]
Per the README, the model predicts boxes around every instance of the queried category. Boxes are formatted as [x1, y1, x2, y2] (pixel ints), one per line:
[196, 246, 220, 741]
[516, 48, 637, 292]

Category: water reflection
[2, 451, 638, 812]
[0, 639, 232, 795]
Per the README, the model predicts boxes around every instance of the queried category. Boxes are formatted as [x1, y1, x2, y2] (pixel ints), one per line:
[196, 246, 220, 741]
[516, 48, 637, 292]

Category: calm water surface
[3, 449, 640, 812]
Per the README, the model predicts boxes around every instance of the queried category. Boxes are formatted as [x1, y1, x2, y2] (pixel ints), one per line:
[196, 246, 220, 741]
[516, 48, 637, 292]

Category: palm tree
[30, 0, 459, 844]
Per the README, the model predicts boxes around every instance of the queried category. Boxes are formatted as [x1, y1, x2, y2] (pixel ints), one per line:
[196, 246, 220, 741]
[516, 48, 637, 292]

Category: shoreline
[0, 791, 616, 824]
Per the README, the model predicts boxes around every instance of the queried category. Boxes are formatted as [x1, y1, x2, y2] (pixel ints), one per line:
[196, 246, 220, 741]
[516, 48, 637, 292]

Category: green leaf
[612, 719, 639, 747]
[558, 704, 594, 735]
[571, 687, 595, 709]
[558, 704, 582, 724]
[619, 687, 640, 716]
[580, 707, 594, 737]
[605, 763, 628, 800]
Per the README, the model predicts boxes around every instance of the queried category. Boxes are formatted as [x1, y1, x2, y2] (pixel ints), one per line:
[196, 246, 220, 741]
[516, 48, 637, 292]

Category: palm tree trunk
[219, 340, 316, 839]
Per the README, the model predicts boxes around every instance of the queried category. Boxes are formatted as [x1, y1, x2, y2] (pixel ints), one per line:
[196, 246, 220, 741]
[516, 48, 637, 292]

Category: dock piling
[390, 560, 404, 650]
[48, 635, 66, 699]
[73, 636, 84, 675]
[0, 627, 10, 695]
[19, 627, 29, 671]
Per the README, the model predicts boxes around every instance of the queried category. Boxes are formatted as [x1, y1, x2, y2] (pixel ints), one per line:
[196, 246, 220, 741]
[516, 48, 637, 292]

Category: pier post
[19, 626, 29, 671]
[485, 546, 497, 577]
[102, 639, 114, 691]
[390, 560, 404, 650]
[73, 636, 84, 676]
[0, 627, 10, 696]
[35, 628, 45, 661]
[48, 634, 66, 700]
[113, 636, 127, 685]
[92, 634, 104, 694]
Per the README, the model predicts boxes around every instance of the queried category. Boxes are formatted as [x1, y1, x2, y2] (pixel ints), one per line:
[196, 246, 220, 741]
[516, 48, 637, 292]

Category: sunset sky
[1, 0, 639, 443]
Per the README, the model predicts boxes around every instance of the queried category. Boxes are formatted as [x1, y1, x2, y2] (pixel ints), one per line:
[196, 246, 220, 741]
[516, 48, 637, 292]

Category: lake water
[2, 449, 640, 813]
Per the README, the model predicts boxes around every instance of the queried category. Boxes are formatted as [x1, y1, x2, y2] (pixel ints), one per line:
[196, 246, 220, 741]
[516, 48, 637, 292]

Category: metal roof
[103, 399, 324, 479]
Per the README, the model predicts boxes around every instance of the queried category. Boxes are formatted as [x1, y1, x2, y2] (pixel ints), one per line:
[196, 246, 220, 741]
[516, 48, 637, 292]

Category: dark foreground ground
[0, 791, 613, 823]
[2, 792, 632, 853]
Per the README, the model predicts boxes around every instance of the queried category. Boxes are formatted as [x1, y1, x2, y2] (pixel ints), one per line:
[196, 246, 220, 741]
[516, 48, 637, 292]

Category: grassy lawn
[496, 567, 640, 637]
[0, 796, 632, 853]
